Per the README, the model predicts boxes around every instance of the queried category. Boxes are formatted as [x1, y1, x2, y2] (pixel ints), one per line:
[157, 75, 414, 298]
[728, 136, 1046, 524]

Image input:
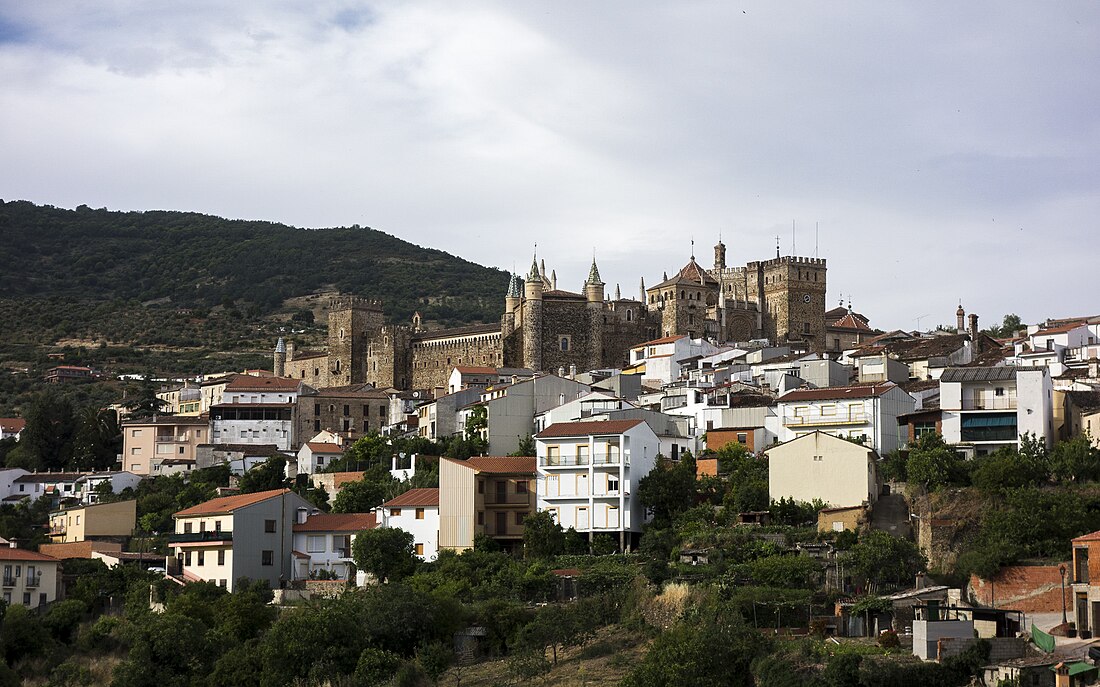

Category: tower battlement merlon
[328, 295, 384, 311]
[746, 255, 827, 269]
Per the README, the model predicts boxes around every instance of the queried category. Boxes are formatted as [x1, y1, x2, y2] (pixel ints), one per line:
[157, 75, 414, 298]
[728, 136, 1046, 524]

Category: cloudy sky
[1, 2, 1097, 330]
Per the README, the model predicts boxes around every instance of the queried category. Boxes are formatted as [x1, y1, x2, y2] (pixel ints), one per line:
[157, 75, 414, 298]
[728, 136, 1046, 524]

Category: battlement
[329, 295, 383, 311]
[747, 255, 827, 269]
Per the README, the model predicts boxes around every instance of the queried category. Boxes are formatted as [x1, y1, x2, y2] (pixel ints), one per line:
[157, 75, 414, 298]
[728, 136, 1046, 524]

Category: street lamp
[1059, 563, 1068, 627]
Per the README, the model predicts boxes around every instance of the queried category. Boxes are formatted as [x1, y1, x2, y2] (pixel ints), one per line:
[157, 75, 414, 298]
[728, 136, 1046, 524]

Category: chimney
[968, 313, 980, 352]
[914, 572, 926, 590]
[569, 364, 577, 379]
[956, 304, 966, 333]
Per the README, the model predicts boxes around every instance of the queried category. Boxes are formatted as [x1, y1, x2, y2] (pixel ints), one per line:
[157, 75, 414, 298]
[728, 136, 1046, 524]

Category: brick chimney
[968, 314, 980, 352]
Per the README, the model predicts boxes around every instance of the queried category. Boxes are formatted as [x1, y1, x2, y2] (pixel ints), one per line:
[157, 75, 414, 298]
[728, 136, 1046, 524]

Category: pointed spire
[527, 253, 540, 281]
[615, 283, 621, 300]
[586, 257, 603, 285]
[551, 269, 557, 291]
[506, 273, 521, 298]
[275, 337, 286, 353]
[640, 276, 646, 302]
[540, 259, 546, 280]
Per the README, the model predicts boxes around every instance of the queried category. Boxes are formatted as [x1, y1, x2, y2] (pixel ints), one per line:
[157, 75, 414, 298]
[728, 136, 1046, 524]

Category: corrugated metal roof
[939, 367, 1017, 383]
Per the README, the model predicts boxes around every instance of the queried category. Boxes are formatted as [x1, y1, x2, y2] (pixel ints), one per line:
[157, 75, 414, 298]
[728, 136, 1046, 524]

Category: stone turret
[584, 258, 605, 304]
[273, 338, 286, 377]
[502, 274, 521, 338]
[956, 303, 966, 333]
[639, 277, 646, 303]
[522, 255, 544, 370]
[714, 240, 726, 270]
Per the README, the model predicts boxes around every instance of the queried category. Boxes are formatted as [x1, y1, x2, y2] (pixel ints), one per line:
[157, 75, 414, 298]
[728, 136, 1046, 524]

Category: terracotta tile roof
[1072, 530, 1100, 543]
[779, 383, 898, 403]
[382, 488, 439, 508]
[454, 366, 496, 375]
[304, 442, 343, 453]
[0, 548, 59, 562]
[830, 312, 873, 331]
[1034, 322, 1087, 336]
[293, 512, 376, 533]
[1067, 391, 1100, 413]
[536, 419, 645, 438]
[652, 258, 719, 289]
[826, 307, 869, 326]
[451, 456, 537, 474]
[634, 335, 686, 348]
[0, 418, 26, 433]
[174, 488, 291, 517]
[224, 375, 301, 391]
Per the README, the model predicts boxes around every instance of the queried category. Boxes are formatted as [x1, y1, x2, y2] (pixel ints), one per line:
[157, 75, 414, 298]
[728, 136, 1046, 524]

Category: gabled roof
[536, 419, 645, 438]
[1072, 529, 1100, 543]
[224, 375, 301, 392]
[633, 335, 686, 349]
[382, 488, 439, 508]
[779, 383, 898, 403]
[174, 488, 291, 517]
[14, 472, 86, 483]
[0, 548, 58, 562]
[293, 512, 376, 533]
[830, 312, 873, 332]
[652, 258, 719, 289]
[1034, 322, 1087, 336]
[445, 456, 537, 475]
[304, 442, 342, 454]
[939, 367, 1017, 383]
[0, 418, 26, 433]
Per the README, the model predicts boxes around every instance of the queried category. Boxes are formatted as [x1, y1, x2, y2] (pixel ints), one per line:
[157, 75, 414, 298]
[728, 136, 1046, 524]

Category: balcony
[1, 576, 14, 587]
[961, 398, 1017, 411]
[541, 453, 627, 467]
[25, 573, 41, 588]
[156, 433, 191, 443]
[168, 530, 233, 545]
[783, 414, 866, 427]
[484, 493, 532, 505]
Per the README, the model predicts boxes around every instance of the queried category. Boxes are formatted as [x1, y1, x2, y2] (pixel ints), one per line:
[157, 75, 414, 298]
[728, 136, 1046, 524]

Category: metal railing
[541, 453, 627, 467]
[961, 398, 1017, 410]
[168, 530, 233, 544]
[484, 493, 531, 505]
[2, 576, 15, 587]
[25, 573, 41, 588]
[783, 414, 866, 427]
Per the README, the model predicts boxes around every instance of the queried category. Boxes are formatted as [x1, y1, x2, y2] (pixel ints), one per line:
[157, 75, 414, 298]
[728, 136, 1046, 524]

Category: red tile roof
[1034, 322, 1087, 336]
[633, 335, 686, 348]
[536, 419, 645, 438]
[453, 366, 496, 375]
[449, 456, 537, 474]
[382, 488, 439, 508]
[305, 442, 342, 453]
[1072, 530, 1100, 543]
[0, 418, 26, 433]
[830, 312, 873, 331]
[779, 383, 897, 403]
[224, 375, 301, 391]
[293, 512, 376, 533]
[0, 548, 59, 562]
[174, 488, 291, 517]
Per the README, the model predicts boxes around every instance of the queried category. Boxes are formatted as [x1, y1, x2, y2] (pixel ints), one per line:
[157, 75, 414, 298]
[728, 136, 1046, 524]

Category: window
[261, 550, 273, 566]
[391, 508, 402, 517]
[219, 579, 227, 588]
[379, 406, 386, 417]
[477, 511, 484, 525]
[477, 480, 484, 495]
[307, 535, 325, 553]
[197, 550, 205, 566]
[264, 520, 277, 533]
[217, 550, 225, 566]
[415, 508, 425, 520]
[315, 403, 321, 415]
[314, 420, 321, 431]
[22, 593, 30, 605]
[343, 404, 350, 416]
[737, 432, 748, 444]
[608, 476, 620, 493]
[516, 480, 528, 494]
[415, 543, 424, 556]
[184, 522, 193, 534]
[515, 512, 526, 525]
[184, 551, 192, 566]
[495, 511, 507, 533]
[560, 336, 571, 352]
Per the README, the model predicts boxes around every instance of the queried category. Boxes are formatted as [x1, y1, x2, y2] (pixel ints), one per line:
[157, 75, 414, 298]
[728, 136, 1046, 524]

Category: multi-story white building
[458, 374, 592, 456]
[168, 488, 314, 592]
[939, 366, 1053, 457]
[291, 512, 375, 580]
[629, 335, 720, 387]
[210, 376, 302, 451]
[534, 419, 660, 550]
[376, 488, 439, 561]
[776, 383, 915, 455]
[75, 471, 143, 504]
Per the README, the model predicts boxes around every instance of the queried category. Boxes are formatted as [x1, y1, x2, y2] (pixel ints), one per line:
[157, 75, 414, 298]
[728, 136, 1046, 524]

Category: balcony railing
[25, 573, 41, 588]
[961, 398, 1017, 410]
[541, 453, 626, 467]
[484, 493, 531, 505]
[168, 530, 233, 544]
[2, 576, 16, 587]
[783, 414, 866, 427]
[156, 434, 190, 442]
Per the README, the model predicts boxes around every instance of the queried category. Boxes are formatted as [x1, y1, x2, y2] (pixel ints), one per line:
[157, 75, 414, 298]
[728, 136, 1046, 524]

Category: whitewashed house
[776, 383, 915, 455]
[535, 419, 660, 550]
[291, 512, 375, 580]
[766, 431, 880, 509]
[939, 366, 1053, 457]
[210, 375, 302, 451]
[376, 488, 439, 561]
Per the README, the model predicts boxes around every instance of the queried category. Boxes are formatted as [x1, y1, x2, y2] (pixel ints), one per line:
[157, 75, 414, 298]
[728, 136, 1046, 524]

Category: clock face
[803, 294, 811, 303]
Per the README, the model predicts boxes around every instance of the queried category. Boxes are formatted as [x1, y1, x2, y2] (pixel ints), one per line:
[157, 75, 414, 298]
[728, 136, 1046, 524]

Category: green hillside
[0, 200, 509, 325]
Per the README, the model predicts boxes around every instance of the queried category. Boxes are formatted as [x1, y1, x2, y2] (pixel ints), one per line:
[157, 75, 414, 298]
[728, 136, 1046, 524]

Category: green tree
[238, 455, 289, 493]
[522, 510, 565, 559]
[510, 434, 535, 457]
[70, 406, 121, 470]
[1050, 435, 1100, 482]
[905, 433, 966, 491]
[332, 468, 397, 513]
[846, 530, 926, 588]
[353, 527, 417, 583]
[8, 390, 75, 470]
[122, 375, 170, 420]
[638, 454, 698, 527]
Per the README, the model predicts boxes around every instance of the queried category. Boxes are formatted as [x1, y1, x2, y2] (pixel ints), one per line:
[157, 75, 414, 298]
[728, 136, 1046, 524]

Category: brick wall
[970, 563, 1072, 613]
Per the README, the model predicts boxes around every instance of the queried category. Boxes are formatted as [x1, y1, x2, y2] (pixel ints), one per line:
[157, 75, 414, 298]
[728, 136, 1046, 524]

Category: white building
[459, 374, 592, 456]
[209, 375, 302, 451]
[629, 335, 720, 387]
[535, 418, 660, 550]
[939, 366, 1053, 457]
[291, 512, 376, 580]
[535, 390, 630, 433]
[766, 431, 880, 510]
[376, 488, 439, 561]
[776, 383, 915, 455]
[0, 418, 25, 441]
[295, 441, 343, 476]
[74, 471, 143, 504]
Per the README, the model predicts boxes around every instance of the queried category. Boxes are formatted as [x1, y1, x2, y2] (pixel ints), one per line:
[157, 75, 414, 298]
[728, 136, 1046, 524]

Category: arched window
[680, 290, 685, 299]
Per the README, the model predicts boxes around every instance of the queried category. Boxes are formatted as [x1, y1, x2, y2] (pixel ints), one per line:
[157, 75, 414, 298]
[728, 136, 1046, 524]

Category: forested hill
[0, 200, 509, 325]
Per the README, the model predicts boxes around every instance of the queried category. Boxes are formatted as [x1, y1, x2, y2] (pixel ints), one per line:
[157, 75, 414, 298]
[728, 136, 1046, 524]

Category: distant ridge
[0, 200, 509, 326]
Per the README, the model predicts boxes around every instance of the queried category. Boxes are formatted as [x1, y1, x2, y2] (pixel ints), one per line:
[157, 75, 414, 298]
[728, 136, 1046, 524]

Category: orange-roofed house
[535, 418, 661, 550]
[1, 547, 61, 608]
[439, 456, 537, 554]
[776, 382, 915, 454]
[295, 441, 344, 476]
[0, 418, 26, 441]
[167, 488, 316, 592]
[376, 488, 440, 560]
[291, 512, 376, 580]
[209, 375, 303, 451]
[628, 334, 719, 387]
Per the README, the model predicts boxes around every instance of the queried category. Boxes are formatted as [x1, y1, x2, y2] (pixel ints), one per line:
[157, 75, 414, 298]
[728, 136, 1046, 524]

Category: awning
[961, 414, 1016, 428]
[1031, 624, 1055, 653]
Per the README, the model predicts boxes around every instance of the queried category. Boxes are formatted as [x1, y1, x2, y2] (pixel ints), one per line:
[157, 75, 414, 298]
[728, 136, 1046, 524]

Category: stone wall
[410, 329, 503, 391]
[938, 636, 1027, 662]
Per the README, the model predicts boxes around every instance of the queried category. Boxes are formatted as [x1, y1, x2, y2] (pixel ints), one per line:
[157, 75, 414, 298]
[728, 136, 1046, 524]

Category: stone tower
[521, 256, 544, 371]
[502, 273, 521, 338]
[327, 296, 385, 385]
[747, 256, 827, 352]
[714, 240, 726, 270]
[273, 338, 286, 377]
[585, 258, 606, 370]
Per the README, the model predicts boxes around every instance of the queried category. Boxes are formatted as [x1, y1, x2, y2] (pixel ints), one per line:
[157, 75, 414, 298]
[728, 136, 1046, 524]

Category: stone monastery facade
[274, 241, 827, 391]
